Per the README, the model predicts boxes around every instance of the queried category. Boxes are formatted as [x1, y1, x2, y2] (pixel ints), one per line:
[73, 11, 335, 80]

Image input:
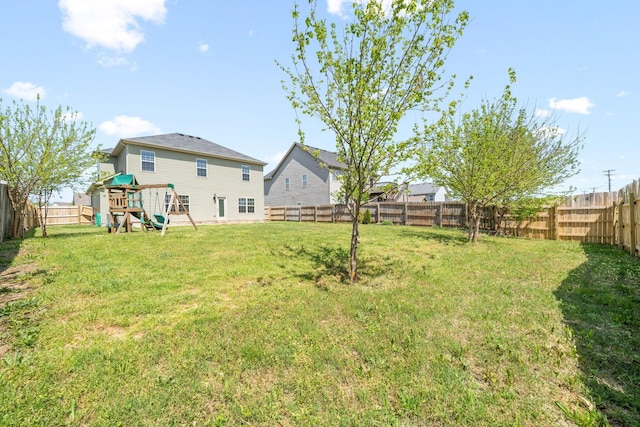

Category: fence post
[617, 200, 624, 250]
[404, 202, 408, 225]
[551, 205, 559, 240]
[630, 192, 637, 257]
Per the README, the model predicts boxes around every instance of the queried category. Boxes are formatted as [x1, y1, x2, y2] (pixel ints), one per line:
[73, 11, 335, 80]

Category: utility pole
[603, 169, 615, 192]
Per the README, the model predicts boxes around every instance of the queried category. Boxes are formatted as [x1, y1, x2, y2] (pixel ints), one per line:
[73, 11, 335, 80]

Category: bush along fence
[264, 178, 640, 259]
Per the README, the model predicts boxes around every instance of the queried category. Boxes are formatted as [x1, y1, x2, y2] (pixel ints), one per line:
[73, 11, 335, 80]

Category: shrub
[362, 209, 372, 224]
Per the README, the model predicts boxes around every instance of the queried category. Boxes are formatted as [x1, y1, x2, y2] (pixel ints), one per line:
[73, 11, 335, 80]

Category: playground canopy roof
[109, 174, 137, 186]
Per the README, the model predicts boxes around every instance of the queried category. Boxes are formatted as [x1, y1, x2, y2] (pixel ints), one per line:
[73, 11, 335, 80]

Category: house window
[238, 198, 255, 214]
[427, 194, 435, 202]
[141, 150, 155, 172]
[196, 158, 207, 177]
[241, 165, 250, 182]
[165, 194, 189, 213]
[302, 174, 308, 188]
[285, 178, 290, 191]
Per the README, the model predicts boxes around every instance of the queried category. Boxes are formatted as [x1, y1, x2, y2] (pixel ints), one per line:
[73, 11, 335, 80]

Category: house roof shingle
[108, 133, 266, 165]
[408, 182, 444, 195]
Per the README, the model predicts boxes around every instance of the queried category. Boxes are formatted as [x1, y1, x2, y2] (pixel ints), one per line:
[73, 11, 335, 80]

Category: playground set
[105, 174, 197, 236]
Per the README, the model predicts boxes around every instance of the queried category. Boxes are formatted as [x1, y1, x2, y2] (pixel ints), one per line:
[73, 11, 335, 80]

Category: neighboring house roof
[264, 142, 346, 180]
[107, 133, 266, 166]
[408, 182, 445, 195]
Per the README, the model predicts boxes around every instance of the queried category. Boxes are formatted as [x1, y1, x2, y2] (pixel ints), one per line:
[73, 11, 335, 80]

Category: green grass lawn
[0, 222, 638, 426]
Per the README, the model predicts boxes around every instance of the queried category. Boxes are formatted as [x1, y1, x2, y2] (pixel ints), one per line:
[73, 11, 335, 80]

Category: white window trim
[238, 197, 255, 214]
[285, 177, 290, 191]
[165, 194, 190, 213]
[302, 174, 308, 188]
[141, 150, 155, 172]
[241, 165, 250, 182]
[196, 158, 207, 177]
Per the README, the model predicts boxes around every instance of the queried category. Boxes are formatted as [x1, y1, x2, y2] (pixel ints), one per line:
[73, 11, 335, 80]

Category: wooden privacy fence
[265, 202, 468, 228]
[39, 205, 94, 226]
[264, 178, 640, 259]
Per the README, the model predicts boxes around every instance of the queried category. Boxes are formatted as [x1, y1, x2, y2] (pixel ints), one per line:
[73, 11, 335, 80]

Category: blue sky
[1, 0, 637, 202]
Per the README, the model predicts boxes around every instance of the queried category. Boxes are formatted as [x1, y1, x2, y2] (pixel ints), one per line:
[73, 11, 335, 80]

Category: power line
[603, 169, 616, 192]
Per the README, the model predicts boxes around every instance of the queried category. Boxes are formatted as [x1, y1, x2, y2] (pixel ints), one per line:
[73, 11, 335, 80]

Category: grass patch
[0, 223, 637, 425]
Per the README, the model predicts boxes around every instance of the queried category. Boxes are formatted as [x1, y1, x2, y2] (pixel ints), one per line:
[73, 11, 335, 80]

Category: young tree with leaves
[0, 98, 98, 238]
[416, 70, 583, 242]
[280, 0, 468, 282]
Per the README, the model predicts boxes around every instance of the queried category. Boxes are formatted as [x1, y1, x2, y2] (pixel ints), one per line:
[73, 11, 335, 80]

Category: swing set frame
[106, 179, 197, 236]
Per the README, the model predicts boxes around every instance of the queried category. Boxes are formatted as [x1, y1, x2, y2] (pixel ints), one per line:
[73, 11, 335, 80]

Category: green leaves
[418, 70, 584, 242]
[0, 98, 97, 238]
[282, 0, 468, 278]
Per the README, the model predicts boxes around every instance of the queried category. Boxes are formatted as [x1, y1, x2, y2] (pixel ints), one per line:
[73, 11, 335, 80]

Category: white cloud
[62, 111, 84, 122]
[535, 108, 550, 118]
[616, 90, 629, 97]
[58, 0, 167, 53]
[97, 53, 134, 68]
[98, 115, 160, 137]
[327, 0, 393, 17]
[198, 43, 209, 53]
[538, 126, 567, 138]
[327, 0, 347, 15]
[548, 96, 594, 115]
[2, 81, 46, 101]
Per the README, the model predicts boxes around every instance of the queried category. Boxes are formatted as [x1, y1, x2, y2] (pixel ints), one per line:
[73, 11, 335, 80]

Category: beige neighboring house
[264, 143, 346, 206]
[89, 133, 266, 226]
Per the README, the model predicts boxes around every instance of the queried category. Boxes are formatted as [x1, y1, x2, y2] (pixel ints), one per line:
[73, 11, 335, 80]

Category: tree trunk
[9, 191, 26, 240]
[467, 201, 480, 243]
[349, 217, 359, 283]
[38, 191, 48, 238]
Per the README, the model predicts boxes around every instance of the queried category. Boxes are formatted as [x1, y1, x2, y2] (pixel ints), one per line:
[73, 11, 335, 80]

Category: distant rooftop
[408, 182, 445, 195]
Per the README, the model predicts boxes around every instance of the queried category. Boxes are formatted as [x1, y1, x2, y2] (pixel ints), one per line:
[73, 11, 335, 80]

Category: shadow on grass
[0, 228, 36, 275]
[395, 226, 470, 246]
[555, 243, 640, 426]
[289, 244, 403, 286]
[43, 225, 105, 240]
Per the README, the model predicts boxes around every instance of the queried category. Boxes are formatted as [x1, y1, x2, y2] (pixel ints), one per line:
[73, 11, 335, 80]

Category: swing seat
[153, 214, 169, 224]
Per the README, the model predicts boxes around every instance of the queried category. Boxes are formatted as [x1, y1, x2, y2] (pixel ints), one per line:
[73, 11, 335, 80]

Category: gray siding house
[407, 182, 448, 202]
[264, 143, 346, 206]
[90, 133, 266, 225]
